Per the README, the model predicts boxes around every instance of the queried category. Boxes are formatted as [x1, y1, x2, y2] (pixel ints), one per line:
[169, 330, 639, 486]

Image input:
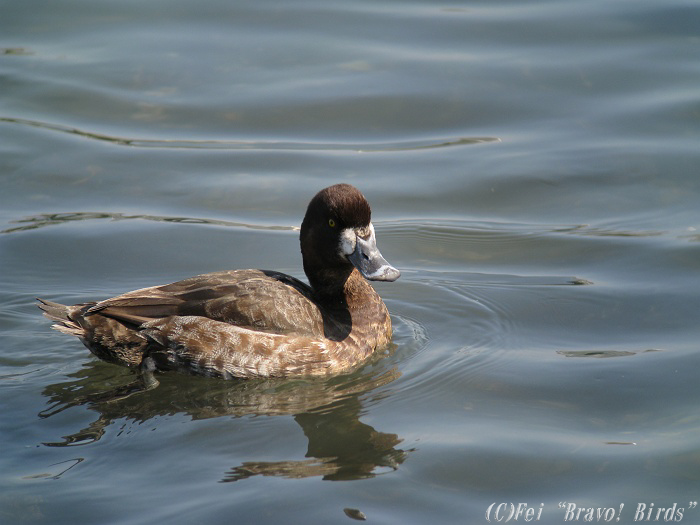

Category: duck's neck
[306, 266, 377, 311]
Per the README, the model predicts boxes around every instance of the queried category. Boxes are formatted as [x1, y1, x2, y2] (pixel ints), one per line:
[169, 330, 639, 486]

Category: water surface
[2, 0, 700, 523]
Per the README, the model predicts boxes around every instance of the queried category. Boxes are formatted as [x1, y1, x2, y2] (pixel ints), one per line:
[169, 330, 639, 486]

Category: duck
[38, 183, 400, 380]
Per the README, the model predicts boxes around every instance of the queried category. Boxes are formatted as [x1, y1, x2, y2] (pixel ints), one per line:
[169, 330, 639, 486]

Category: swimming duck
[38, 183, 400, 380]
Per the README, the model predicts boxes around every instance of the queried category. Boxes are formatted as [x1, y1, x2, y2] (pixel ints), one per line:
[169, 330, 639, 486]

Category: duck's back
[91, 269, 326, 337]
[39, 270, 331, 370]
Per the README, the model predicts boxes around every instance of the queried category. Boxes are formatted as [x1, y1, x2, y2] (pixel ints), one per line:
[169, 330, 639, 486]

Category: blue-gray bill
[347, 227, 400, 282]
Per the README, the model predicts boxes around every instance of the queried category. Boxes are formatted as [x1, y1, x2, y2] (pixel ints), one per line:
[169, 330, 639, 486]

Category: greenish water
[2, 0, 700, 523]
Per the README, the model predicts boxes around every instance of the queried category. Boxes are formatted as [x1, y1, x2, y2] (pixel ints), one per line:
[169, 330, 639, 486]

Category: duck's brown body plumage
[38, 184, 400, 379]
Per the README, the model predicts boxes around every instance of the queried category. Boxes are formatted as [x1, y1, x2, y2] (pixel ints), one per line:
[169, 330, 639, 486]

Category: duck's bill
[347, 226, 401, 282]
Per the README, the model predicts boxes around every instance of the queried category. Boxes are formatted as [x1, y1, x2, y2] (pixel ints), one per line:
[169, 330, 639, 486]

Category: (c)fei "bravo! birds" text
[484, 501, 697, 522]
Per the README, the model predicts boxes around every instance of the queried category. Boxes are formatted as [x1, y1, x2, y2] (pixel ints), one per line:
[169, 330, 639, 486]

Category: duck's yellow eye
[328, 218, 336, 228]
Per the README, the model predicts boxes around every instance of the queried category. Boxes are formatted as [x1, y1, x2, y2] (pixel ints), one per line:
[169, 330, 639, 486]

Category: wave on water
[1, 211, 299, 234]
[0, 116, 500, 152]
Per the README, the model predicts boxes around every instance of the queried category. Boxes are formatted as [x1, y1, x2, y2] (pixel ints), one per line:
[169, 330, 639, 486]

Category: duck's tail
[37, 298, 88, 337]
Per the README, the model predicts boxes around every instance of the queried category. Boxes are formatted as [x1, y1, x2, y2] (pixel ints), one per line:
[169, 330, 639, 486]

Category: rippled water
[2, 0, 700, 523]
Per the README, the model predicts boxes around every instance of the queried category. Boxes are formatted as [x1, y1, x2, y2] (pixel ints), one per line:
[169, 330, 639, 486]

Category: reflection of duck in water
[224, 406, 407, 482]
[38, 184, 400, 380]
[40, 361, 409, 481]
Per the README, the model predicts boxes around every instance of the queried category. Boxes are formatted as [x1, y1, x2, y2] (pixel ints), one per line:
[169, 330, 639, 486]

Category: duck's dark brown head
[300, 184, 400, 294]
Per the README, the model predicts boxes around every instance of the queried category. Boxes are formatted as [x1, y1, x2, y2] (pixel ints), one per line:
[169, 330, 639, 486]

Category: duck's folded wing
[86, 270, 325, 337]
